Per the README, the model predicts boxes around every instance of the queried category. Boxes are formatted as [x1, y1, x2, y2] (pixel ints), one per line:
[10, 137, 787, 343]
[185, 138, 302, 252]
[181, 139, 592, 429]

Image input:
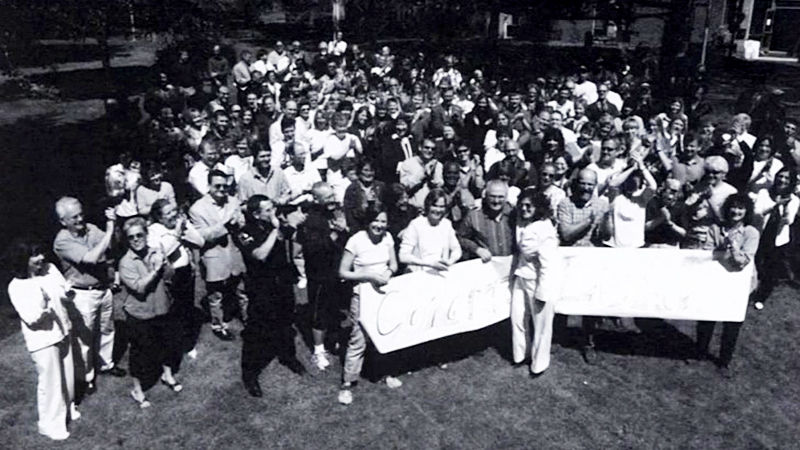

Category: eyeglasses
[127, 232, 145, 240]
[601, 146, 616, 151]
[540, 173, 555, 178]
[519, 203, 535, 209]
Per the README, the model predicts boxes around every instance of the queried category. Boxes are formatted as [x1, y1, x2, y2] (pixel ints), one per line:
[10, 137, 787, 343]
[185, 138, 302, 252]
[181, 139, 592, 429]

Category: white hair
[55, 196, 81, 220]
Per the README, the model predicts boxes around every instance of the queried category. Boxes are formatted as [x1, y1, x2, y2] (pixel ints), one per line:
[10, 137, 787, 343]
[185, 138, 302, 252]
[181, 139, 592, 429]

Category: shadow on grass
[27, 65, 155, 101]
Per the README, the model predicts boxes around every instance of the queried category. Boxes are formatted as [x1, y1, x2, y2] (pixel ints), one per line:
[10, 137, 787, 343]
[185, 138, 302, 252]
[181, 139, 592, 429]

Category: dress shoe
[99, 366, 127, 377]
[243, 378, 263, 397]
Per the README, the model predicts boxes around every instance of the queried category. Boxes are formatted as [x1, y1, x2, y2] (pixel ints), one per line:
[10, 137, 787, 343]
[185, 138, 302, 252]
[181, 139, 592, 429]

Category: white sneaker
[70, 403, 81, 421]
[187, 348, 198, 360]
[337, 389, 353, 405]
[39, 429, 70, 441]
[754, 302, 764, 310]
[311, 352, 331, 370]
[296, 277, 307, 290]
[385, 376, 403, 389]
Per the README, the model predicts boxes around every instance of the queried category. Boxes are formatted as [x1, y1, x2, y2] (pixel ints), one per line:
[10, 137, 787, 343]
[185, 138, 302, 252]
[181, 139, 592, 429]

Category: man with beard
[238, 195, 307, 397]
[301, 182, 350, 371]
[556, 169, 610, 364]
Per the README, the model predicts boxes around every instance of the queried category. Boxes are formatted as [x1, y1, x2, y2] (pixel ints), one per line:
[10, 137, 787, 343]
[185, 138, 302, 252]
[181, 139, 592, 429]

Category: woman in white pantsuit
[6, 240, 79, 441]
[511, 190, 562, 376]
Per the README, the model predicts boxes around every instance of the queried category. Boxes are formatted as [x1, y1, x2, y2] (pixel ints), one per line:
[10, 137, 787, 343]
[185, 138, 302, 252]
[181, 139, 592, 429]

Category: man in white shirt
[268, 100, 309, 152]
[323, 115, 362, 164]
[188, 139, 226, 197]
[283, 142, 322, 205]
[573, 66, 598, 105]
[267, 41, 292, 78]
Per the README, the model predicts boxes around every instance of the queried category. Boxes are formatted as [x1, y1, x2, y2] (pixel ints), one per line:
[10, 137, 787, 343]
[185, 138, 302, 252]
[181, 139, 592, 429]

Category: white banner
[358, 257, 513, 354]
[359, 249, 753, 354]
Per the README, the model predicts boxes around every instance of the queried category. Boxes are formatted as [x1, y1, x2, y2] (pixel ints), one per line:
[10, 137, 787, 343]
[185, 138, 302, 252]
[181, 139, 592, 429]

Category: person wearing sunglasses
[118, 218, 183, 408]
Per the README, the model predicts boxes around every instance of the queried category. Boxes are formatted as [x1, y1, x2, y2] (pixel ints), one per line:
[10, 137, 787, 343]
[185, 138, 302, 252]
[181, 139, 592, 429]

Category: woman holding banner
[338, 204, 400, 405]
[398, 188, 462, 273]
[695, 193, 759, 379]
[510, 190, 562, 377]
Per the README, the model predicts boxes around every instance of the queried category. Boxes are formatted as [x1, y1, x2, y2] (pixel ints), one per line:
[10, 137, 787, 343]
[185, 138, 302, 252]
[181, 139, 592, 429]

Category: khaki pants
[68, 288, 115, 382]
[511, 277, 555, 374]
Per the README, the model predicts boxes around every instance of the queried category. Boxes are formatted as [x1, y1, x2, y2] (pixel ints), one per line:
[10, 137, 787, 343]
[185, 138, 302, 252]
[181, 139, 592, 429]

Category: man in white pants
[53, 197, 124, 397]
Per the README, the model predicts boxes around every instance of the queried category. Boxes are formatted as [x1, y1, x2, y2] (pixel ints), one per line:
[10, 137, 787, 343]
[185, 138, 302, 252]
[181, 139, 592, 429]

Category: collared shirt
[556, 195, 610, 247]
[237, 167, 292, 204]
[399, 157, 444, 210]
[237, 219, 296, 286]
[457, 205, 514, 258]
[283, 164, 322, 205]
[53, 224, 110, 288]
[119, 247, 172, 320]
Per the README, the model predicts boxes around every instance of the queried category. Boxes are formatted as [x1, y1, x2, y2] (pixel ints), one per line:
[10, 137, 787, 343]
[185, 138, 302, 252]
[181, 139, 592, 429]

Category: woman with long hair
[695, 194, 760, 378]
[510, 190, 561, 377]
[6, 239, 78, 440]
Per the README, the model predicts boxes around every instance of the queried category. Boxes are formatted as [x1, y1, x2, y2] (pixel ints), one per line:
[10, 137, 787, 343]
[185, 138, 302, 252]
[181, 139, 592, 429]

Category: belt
[72, 285, 108, 291]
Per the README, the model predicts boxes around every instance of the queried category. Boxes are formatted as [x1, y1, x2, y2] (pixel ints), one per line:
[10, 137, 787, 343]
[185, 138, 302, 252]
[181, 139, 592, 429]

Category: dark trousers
[241, 277, 297, 381]
[170, 266, 202, 358]
[127, 312, 182, 391]
[112, 319, 130, 366]
[696, 321, 743, 367]
[307, 278, 348, 332]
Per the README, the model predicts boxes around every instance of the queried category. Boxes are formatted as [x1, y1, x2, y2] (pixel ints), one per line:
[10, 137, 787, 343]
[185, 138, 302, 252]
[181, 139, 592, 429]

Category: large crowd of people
[7, 32, 800, 441]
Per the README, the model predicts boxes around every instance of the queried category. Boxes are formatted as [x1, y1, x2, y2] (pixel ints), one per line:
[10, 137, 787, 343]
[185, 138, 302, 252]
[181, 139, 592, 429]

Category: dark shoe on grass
[243, 378, 263, 398]
[717, 365, 734, 379]
[582, 345, 598, 365]
[99, 366, 127, 377]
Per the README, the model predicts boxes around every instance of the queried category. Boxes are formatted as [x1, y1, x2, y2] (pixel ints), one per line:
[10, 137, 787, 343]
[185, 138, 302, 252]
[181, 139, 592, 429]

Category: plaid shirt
[556, 195, 609, 247]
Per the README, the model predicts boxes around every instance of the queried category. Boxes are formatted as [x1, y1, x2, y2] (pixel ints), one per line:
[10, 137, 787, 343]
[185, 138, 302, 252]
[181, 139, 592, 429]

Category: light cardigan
[513, 219, 561, 303]
[8, 264, 72, 352]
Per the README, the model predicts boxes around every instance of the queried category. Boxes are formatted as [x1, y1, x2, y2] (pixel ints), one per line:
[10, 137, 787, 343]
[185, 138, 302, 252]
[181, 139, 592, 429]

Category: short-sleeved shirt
[53, 224, 110, 288]
[136, 182, 176, 217]
[237, 167, 292, 205]
[604, 187, 655, 248]
[556, 195, 610, 247]
[237, 220, 297, 286]
[119, 248, 172, 320]
[344, 231, 395, 276]
[400, 216, 461, 272]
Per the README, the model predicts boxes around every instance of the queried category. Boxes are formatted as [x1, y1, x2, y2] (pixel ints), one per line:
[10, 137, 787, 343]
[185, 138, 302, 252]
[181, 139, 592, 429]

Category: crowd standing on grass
[7, 31, 800, 440]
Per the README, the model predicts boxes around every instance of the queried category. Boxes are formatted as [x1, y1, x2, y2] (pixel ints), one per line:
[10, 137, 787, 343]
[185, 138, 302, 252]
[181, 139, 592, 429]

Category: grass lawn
[1, 282, 799, 449]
